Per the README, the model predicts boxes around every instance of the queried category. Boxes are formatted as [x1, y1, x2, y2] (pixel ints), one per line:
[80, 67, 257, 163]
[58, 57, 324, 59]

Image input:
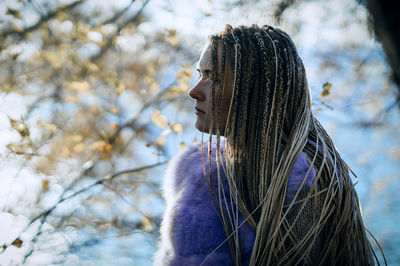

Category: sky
[0, 0, 399, 265]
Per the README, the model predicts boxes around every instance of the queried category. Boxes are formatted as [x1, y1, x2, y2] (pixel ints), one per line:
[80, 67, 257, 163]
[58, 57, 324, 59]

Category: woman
[154, 24, 378, 265]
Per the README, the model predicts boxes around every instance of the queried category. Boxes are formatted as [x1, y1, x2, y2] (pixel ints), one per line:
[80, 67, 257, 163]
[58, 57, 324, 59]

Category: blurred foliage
[0, 0, 398, 265]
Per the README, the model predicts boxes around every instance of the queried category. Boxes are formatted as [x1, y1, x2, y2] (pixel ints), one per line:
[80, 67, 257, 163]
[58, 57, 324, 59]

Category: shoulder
[162, 142, 203, 201]
[286, 151, 316, 203]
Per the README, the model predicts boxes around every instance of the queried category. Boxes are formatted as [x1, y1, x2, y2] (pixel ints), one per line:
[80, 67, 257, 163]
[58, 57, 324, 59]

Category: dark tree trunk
[366, 0, 400, 104]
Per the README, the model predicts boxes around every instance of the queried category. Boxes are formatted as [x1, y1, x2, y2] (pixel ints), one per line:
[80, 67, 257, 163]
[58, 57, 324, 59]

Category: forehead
[197, 43, 212, 71]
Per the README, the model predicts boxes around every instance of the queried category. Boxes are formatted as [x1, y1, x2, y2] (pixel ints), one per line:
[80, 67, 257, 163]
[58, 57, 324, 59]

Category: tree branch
[0, 160, 167, 255]
[1, 0, 85, 39]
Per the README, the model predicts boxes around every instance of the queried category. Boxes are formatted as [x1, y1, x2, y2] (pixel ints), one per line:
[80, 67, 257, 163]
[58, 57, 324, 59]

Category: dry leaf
[151, 110, 168, 128]
[73, 142, 86, 153]
[9, 22, 23, 32]
[149, 82, 159, 94]
[11, 238, 22, 248]
[176, 64, 192, 79]
[146, 64, 156, 76]
[110, 123, 119, 129]
[144, 75, 154, 85]
[84, 61, 100, 72]
[179, 142, 187, 150]
[7, 143, 24, 154]
[42, 180, 49, 190]
[42, 51, 62, 69]
[321, 82, 332, 97]
[6, 8, 22, 19]
[111, 108, 120, 115]
[103, 144, 112, 152]
[178, 79, 189, 92]
[66, 81, 90, 93]
[156, 135, 166, 149]
[171, 123, 183, 134]
[89, 140, 107, 151]
[70, 134, 83, 142]
[141, 217, 153, 232]
[116, 82, 125, 95]
[9, 117, 30, 137]
[37, 120, 57, 133]
[168, 85, 184, 95]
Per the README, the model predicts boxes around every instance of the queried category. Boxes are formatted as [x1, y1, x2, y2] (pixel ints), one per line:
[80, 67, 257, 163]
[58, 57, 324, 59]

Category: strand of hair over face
[200, 24, 381, 266]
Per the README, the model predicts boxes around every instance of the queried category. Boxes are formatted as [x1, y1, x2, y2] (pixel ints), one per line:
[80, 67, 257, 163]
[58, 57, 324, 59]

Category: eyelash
[198, 72, 211, 80]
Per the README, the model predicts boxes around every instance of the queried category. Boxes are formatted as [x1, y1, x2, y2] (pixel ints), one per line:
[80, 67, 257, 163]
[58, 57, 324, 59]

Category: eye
[203, 70, 211, 79]
[197, 70, 211, 80]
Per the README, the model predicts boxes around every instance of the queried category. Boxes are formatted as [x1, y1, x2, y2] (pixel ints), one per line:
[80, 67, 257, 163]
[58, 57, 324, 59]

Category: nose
[188, 80, 206, 101]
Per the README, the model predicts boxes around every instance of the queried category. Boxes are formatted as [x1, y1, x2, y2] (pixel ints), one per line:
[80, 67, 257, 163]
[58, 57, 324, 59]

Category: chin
[195, 120, 209, 133]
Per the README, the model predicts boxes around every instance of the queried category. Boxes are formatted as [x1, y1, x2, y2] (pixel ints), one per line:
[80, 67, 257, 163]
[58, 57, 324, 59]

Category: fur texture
[154, 142, 315, 266]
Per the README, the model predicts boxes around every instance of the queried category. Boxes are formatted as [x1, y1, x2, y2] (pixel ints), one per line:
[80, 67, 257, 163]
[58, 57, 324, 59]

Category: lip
[195, 107, 206, 115]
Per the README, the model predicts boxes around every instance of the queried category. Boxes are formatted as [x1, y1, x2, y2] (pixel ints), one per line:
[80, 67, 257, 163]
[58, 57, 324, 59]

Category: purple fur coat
[153, 142, 316, 266]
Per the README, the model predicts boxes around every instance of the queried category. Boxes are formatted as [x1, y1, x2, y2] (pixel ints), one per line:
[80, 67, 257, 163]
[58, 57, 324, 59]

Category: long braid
[202, 24, 378, 265]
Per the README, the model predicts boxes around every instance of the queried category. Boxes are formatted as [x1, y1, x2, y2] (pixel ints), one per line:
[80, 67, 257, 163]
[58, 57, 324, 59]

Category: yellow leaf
[141, 216, 153, 232]
[156, 135, 166, 149]
[2, 83, 17, 93]
[167, 36, 179, 47]
[7, 143, 24, 154]
[179, 142, 187, 150]
[178, 79, 189, 92]
[103, 144, 112, 152]
[73, 142, 86, 153]
[116, 82, 125, 95]
[323, 82, 332, 91]
[56, 11, 68, 22]
[37, 120, 57, 133]
[146, 64, 156, 76]
[9, 22, 23, 32]
[152, 151, 162, 156]
[204, 12, 212, 17]
[42, 51, 62, 69]
[176, 65, 192, 79]
[84, 61, 100, 72]
[171, 123, 183, 134]
[42, 180, 49, 190]
[89, 140, 107, 151]
[149, 82, 159, 94]
[11, 238, 22, 248]
[70, 134, 83, 142]
[98, 130, 108, 139]
[66, 81, 90, 93]
[110, 123, 119, 129]
[151, 110, 168, 128]
[9, 117, 30, 137]
[6, 8, 22, 19]
[168, 85, 184, 95]
[144, 75, 154, 85]
[166, 29, 176, 36]
[65, 94, 81, 103]
[111, 108, 120, 115]
[320, 82, 332, 97]
[58, 146, 71, 158]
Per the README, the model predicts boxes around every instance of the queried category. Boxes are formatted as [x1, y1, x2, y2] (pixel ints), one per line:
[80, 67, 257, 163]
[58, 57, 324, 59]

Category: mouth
[195, 107, 206, 114]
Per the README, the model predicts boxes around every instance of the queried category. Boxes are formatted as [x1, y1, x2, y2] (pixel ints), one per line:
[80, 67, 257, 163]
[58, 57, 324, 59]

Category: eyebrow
[196, 68, 211, 73]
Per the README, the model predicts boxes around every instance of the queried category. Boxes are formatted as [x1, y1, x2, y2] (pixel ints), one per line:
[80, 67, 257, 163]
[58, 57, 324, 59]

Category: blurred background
[0, 0, 398, 265]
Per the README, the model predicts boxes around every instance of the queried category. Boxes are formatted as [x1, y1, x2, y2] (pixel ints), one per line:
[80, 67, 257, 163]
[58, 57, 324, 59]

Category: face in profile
[188, 42, 233, 135]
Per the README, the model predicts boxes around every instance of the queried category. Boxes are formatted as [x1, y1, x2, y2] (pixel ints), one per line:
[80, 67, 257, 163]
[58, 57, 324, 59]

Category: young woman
[154, 24, 377, 266]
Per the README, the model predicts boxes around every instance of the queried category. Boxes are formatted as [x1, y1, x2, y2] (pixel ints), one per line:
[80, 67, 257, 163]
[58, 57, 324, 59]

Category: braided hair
[202, 24, 378, 265]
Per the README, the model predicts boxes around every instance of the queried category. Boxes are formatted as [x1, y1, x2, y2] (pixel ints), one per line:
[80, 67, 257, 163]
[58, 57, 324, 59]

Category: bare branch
[1, 1, 85, 38]
[0, 160, 167, 255]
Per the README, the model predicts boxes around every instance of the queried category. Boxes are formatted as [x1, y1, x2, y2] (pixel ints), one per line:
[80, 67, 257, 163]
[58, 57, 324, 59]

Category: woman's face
[188, 42, 233, 135]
